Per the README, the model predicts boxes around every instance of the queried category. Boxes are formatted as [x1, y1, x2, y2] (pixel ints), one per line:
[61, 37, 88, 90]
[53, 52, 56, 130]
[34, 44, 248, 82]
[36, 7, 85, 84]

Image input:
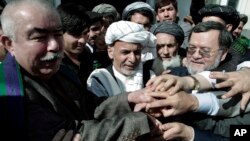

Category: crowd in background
[1, 0, 250, 141]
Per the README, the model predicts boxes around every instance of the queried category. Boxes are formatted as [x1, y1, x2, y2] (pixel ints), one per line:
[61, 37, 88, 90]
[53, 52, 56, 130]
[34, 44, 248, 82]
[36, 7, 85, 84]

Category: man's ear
[220, 48, 228, 62]
[107, 46, 114, 59]
[156, 15, 160, 22]
[1, 35, 14, 56]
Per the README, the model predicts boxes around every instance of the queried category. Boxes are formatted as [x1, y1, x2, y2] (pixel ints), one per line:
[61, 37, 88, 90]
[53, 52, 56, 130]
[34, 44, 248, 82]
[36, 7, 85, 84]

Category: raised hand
[210, 68, 250, 110]
[145, 91, 198, 117]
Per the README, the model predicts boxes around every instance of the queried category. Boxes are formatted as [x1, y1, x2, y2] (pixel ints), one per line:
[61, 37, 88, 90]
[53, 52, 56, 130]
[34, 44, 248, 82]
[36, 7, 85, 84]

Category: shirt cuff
[237, 61, 250, 70]
[192, 92, 219, 116]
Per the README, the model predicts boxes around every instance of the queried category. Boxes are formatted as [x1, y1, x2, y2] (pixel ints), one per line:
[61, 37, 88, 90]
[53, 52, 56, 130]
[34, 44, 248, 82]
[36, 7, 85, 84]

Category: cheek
[64, 37, 76, 46]
[204, 58, 214, 66]
[169, 48, 177, 56]
[157, 48, 162, 54]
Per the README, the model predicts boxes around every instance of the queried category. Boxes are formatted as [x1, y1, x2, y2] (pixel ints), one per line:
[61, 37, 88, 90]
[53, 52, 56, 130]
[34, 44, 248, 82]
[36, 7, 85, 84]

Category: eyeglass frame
[186, 46, 225, 58]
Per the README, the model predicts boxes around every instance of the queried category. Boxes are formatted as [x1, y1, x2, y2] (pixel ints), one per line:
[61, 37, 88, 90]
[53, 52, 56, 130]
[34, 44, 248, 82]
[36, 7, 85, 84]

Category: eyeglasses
[187, 47, 223, 58]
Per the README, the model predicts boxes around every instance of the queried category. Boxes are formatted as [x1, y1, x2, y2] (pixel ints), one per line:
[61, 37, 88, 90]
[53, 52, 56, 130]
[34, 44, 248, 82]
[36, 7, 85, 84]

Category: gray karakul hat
[92, 3, 118, 20]
[198, 4, 240, 31]
[122, 1, 156, 24]
[150, 21, 184, 45]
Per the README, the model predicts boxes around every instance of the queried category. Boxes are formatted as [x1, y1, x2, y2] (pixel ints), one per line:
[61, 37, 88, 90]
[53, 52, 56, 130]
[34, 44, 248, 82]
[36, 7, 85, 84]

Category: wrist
[187, 76, 200, 94]
[186, 125, 195, 141]
[190, 95, 199, 112]
[183, 76, 194, 90]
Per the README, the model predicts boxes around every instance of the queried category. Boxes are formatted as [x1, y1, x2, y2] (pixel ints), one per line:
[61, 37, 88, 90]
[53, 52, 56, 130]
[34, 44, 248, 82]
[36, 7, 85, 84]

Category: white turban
[105, 21, 156, 48]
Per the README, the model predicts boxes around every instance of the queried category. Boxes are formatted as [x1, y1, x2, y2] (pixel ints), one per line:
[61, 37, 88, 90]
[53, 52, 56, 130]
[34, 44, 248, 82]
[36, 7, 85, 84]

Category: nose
[47, 36, 60, 52]
[128, 52, 136, 63]
[163, 11, 169, 17]
[78, 36, 87, 45]
[163, 46, 169, 54]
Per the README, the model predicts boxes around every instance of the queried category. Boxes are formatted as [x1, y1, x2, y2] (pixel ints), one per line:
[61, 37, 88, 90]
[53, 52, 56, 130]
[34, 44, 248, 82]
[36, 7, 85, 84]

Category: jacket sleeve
[189, 111, 250, 138]
[80, 112, 152, 141]
[94, 93, 132, 119]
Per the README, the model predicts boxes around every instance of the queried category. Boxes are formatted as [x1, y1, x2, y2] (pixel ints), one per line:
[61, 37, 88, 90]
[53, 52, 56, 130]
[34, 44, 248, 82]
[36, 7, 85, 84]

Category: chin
[39, 67, 59, 79]
[122, 69, 136, 76]
[187, 64, 205, 75]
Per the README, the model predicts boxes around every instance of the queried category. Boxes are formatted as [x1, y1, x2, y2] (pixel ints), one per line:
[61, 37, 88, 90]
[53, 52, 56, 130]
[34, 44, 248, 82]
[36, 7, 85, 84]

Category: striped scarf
[0, 53, 25, 139]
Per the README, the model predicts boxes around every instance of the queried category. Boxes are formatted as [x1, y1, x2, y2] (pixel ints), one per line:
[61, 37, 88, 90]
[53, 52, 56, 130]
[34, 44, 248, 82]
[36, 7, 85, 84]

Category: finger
[146, 77, 164, 89]
[222, 88, 239, 99]
[162, 125, 177, 140]
[132, 93, 156, 104]
[147, 91, 168, 99]
[62, 130, 74, 141]
[162, 70, 171, 75]
[73, 133, 81, 141]
[147, 99, 170, 109]
[134, 103, 147, 112]
[155, 83, 166, 92]
[215, 80, 234, 89]
[160, 123, 173, 131]
[241, 93, 250, 111]
[210, 71, 228, 80]
[169, 84, 181, 96]
[146, 77, 157, 87]
[148, 109, 163, 117]
[163, 78, 176, 91]
[52, 129, 66, 141]
[162, 109, 175, 117]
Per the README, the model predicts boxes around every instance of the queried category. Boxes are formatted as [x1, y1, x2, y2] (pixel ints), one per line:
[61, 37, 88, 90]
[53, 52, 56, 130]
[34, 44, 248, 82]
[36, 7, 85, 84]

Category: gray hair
[1, 0, 58, 40]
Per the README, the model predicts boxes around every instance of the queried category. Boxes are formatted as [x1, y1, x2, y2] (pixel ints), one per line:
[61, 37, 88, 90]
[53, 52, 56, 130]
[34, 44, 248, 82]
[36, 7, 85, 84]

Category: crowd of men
[0, 0, 250, 141]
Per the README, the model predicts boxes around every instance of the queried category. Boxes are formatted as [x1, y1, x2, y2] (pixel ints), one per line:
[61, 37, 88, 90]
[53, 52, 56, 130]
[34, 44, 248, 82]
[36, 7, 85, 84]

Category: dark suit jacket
[194, 128, 229, 141]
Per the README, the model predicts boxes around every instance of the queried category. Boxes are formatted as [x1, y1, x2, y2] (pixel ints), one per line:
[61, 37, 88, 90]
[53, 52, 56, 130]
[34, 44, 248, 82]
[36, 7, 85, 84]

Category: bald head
[0, 0, 64, 79]
[1, 0, 60, 40]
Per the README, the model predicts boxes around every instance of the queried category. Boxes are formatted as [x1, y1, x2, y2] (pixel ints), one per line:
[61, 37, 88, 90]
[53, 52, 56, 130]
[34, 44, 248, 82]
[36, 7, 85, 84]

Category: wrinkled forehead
[10, 9, 61, 39]
[17, 6, 60, 26]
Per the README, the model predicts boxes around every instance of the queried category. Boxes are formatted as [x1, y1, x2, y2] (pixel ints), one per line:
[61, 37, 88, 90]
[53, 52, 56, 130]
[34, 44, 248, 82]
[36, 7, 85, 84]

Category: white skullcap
[105, 21, 156, 48]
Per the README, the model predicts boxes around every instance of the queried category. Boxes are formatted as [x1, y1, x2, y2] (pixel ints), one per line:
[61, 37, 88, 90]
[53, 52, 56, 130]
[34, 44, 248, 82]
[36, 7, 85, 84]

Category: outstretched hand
[210, 69, 250, 110]
[128, 87, 156, 104]
[145, 91, 198, 117]
[146, 74, 190, 95]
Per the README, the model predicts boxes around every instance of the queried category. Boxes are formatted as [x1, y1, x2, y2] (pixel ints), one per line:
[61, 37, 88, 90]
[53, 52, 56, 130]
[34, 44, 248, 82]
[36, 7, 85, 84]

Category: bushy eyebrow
[28, 26, 63, 36]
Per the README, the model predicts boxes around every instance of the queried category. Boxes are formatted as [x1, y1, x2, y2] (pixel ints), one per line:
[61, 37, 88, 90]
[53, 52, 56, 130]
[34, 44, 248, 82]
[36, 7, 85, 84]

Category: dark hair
[57, 3, 89, 36]
[189, 21, 233, 49]
[198, 4, 240, 31]
[239, 14, 248, 25]
[155, 0, 178, 12]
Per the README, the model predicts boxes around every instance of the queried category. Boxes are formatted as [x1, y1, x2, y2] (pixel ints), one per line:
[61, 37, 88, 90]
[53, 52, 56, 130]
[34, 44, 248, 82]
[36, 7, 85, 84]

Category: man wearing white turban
[87, 21, 156, 97]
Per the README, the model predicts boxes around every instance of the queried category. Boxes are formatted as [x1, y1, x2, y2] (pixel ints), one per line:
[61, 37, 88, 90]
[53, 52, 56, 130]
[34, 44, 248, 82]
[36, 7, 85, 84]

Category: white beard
[152, 55, 181, 75]
[187, 54, 222, 75]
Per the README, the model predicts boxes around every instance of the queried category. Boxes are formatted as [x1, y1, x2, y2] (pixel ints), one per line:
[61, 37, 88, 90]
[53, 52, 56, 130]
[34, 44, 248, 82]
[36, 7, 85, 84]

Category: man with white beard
[143, 21, 184, 76]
